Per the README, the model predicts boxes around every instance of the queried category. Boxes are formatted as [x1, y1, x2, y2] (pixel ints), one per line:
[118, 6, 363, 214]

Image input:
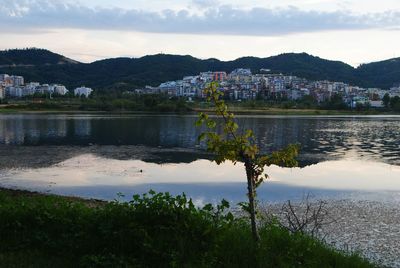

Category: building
[11, 76, 24, 86]
[36, 84, 51, 94]
[212, 72, 227, 82]
[74, 86, 93, 97]
[369, 100, 384, 108]
[0, 74, 9, 82]
[0, 85, 5, 99]
[6, 87, 23, 98]
[199, 72, 214, 82]
[52, 85, 69, 95]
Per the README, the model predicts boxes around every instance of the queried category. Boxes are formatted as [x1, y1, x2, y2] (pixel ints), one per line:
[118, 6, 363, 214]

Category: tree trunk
[244, 159, 260, 242]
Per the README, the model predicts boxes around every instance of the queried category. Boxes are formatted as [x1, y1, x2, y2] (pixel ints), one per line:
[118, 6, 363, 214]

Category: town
[133, 68, 400, 108]
[0, 74, 93, 99]
[2, 70, 400, 109]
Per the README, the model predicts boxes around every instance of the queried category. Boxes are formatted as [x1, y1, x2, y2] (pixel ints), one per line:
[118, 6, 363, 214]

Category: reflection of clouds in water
[2, 154, 400, 200]
[270, 159, 400, 190]
[1, 154, 244, 187]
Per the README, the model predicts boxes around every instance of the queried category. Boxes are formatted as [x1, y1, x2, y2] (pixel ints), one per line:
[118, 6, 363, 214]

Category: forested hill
[0, 48, 79, 66]
[0, 48, 398, 90]
[356, 58, 400, 89]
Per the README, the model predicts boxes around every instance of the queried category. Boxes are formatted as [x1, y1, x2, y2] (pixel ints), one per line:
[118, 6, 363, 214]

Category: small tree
[382, 93, 390, 109]
[196, 82, 299, 241]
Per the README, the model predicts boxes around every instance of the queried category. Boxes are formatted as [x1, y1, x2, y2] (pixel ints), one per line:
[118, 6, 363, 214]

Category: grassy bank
[192, 107, 388, 116]
[1, 97, 398, 115]
[0, 105, 396, 116]
[0, 188, 374, 267]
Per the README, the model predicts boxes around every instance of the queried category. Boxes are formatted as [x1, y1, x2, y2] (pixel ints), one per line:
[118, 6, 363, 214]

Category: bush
[0, 190, 374, 267]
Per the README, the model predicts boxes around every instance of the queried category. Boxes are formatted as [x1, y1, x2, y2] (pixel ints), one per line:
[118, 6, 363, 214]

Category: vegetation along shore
[0, 187, 374, 267]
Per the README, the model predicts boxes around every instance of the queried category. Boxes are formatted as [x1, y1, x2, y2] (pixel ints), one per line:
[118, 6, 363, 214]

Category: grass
[0, 188, 375, 267]
[192, 107, 390, 116]
[1, 101, 397, 116]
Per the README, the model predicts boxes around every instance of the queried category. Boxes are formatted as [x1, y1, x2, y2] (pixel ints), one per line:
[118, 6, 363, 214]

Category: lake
[0, 113, 399, 205]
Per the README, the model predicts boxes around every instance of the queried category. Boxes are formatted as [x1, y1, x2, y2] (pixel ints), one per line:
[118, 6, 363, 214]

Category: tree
[382, 93, 390, 109]
[323, 93, 347, 110]
[390, 96, 400, 111]
[196, 82, 299, 241]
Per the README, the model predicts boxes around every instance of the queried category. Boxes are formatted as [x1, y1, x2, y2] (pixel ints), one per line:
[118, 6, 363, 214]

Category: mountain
[356, 58, 400, 89]
[0, 48, 79, 66]
[0, 48, 398, 90]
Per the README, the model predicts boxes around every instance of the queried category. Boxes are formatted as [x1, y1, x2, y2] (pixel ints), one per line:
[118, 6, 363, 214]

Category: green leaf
[206, 120, 217, 129]
[198, 133, 206, 142]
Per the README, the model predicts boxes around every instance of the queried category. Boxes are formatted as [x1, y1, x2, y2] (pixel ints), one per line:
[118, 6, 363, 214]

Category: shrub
[0, 190, 374, 267]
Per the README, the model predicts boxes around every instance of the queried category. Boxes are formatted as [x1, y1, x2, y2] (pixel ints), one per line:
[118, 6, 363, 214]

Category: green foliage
[196, 83, 298, 168]
[0, 191, 232, 267]
[382, 93, 391, 108]
[380, 94, 400, 112]
[322, 93, 348, 110]
[0, 48, 76, 66]
[197, 82, 299, 187]
[389, 96, 400, 111]
[196, 82, 299, 241]
[356, 58, 400, 89]
[0, 190, 374, 267]
[3, 94, 192, 112]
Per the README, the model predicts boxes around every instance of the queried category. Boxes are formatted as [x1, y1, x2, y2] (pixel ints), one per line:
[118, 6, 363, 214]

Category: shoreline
[0, 186, 106, 206]
[1, 186, 398, 267]
[264, 199, 400, 268]
[0, 107, 399, 116]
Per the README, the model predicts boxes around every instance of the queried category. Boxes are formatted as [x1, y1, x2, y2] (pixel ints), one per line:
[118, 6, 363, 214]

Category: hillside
[0, 48, 398, 90]
[0, 48, 79, 66]
[356, 58, 400, 89]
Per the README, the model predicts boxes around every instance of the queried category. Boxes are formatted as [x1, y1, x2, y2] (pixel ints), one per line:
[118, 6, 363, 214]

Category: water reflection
[0, 114, 92, 145]
[1, 154, 400, 204]
[0, 114, 399, 167]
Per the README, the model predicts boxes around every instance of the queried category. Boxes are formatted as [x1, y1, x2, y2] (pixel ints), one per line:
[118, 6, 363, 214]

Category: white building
[11, 76, 24, 86]
[231, 68, 252, 76]
[369, 100, 384, 108]
[6, 87, 23, 98]
[74, 86, 93, 97]
[52, 85, 69, 95]
[0, 86, 5, 99]
[36, 84, 51, 94]
[199, 72, 214, 82]
[0, 74, 9, 82]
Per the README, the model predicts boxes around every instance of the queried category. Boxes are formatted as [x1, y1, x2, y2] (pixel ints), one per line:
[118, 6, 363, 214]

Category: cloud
[191, 0, 220, 8]
[0, 0, 399, 36]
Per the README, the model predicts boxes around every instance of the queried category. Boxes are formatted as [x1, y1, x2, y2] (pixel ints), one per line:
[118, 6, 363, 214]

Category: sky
[1, 0, 400, 66]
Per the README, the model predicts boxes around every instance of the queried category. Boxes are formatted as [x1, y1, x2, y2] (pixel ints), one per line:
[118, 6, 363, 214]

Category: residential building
[53, 85, 69, 95]
[212, 72, 227, 81]
[11, 76, 24, 86]
[0, 85, 5, 99]
[74, 86, 93, 97]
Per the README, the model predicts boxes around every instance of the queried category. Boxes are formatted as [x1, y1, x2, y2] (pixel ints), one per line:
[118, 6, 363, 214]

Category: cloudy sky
[1, 0, 399, 66]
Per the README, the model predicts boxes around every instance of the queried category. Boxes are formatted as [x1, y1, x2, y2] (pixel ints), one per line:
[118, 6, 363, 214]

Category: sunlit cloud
[1, 0, 400, 36]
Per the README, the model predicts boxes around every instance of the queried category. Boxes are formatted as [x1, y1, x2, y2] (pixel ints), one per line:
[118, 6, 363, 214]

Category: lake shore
[0, 186, 397, 267]
[0, 186, 373, 267]
[1, 105, 398, 116]
[263, 199, 400, 268]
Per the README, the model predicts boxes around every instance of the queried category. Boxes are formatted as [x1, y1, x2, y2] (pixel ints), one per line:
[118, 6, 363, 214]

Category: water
[0, 113, 399, 204]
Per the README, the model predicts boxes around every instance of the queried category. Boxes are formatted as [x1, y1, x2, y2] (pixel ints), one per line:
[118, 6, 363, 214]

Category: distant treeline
[382, 93, 400, 111]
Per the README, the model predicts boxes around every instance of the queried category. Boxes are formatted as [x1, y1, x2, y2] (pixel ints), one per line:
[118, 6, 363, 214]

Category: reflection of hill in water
[0, 145, 209, 169]
[0, 144, 359, 170]
[0, 114, 399, 168]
